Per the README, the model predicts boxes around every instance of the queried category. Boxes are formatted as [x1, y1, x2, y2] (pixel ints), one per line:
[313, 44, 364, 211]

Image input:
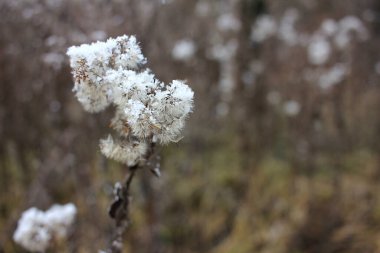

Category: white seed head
[67, 35, 194, 165]
[99, 135, 148, 166]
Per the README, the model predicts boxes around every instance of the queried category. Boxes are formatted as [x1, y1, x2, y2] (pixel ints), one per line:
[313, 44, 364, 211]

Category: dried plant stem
[107, 143, 156, 253]
[108, 167, 136, 253]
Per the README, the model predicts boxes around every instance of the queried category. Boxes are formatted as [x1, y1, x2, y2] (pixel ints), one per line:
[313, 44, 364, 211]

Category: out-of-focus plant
[66, 35, 194, 253]
[13, 203, 77, 252]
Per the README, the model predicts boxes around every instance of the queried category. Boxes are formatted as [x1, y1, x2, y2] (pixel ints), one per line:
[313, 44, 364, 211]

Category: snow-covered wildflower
[172, 39, 196, 61]
[67, 35, 194, 166]
[13, 204, 77, 252]
[66, 35, 146, 112]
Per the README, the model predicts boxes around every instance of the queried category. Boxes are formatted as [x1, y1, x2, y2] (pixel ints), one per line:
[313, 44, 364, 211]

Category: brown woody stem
[107, 142, 156, 253]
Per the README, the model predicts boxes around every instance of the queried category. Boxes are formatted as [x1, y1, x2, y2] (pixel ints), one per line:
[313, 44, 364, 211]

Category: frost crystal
[13, 204, 77, 252]
[67, 35, 194, 166]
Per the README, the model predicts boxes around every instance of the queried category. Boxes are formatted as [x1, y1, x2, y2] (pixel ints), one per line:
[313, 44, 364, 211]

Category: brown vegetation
[1, 0, 380, 252]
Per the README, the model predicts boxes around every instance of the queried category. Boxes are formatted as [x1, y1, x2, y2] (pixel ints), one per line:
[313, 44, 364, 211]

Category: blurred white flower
[283, 100, 300, 116]
[307, 36, 331, 65]
[44, 203, 77, 238]
[251, 15, 277, 42]
[13, 208, 51, 252]
[278, 9, 300, 46]
[217, 13, 241, 32]
[320, 19, 338, 36]
[318, 64, 347, 90]
[13, 204, 77, 252]
[42, 52, 65, 70]
[172, 39, 196, 61]
[334, 16, 368, 49]
[209, 39, 238, 61]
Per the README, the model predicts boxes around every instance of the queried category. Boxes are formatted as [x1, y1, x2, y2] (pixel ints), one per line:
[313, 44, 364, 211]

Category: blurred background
[1, 0, 380, 252]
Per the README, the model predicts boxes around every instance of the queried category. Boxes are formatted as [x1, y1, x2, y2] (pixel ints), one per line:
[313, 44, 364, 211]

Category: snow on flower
[67, 35, 194, 165]
[66, 35, 146, 113]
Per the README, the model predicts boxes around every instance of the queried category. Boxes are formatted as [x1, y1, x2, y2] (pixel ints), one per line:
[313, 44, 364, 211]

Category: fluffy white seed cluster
[13, 204, 77, 252]
[67, 35, 146, 112]
[67, 35, 194, 166]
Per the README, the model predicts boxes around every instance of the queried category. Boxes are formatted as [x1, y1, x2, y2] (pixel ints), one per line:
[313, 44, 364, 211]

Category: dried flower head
[67, 35, 194, 166]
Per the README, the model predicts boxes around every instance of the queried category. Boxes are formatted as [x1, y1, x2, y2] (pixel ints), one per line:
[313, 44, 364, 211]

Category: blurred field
[1, 0, 380, 252]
